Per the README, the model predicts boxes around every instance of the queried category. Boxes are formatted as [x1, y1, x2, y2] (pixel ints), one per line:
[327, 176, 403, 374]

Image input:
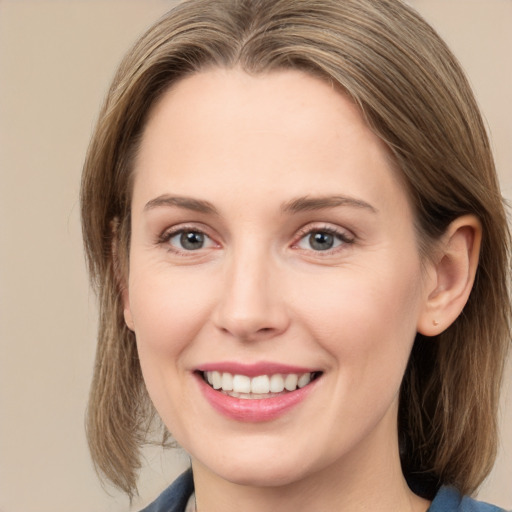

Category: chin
[218, 464, 305, 488]
[193, 446, 317, 488]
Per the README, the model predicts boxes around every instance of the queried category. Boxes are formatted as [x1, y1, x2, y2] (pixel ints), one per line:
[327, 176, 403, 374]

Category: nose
[212, 246, 290, 342]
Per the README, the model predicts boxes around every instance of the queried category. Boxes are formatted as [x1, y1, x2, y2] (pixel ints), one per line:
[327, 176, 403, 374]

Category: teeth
[270, 374, 285, 393]
[232, 374, 251, 393]
[221, 372, 233, 391]
[251, 375, 270, 394]
[212, 371, 222, 390]
[204, 371, 316, 395]
[284, 374, 298, 391]
[298, 373, 312, 388]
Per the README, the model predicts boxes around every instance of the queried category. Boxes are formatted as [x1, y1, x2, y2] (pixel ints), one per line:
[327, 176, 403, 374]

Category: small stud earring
[433, 319, 439, 326]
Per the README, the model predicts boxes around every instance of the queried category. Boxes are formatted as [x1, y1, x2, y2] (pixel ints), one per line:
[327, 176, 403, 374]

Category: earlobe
[417, 215, 482, 336]
[111, 217, 135, 331]
[124, 304, 135, 331]
[119, 266, 135, 332]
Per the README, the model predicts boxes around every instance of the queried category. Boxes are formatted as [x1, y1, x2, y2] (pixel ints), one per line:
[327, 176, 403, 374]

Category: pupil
[310, 232, 334, 251]
[181, 231, 204, 250]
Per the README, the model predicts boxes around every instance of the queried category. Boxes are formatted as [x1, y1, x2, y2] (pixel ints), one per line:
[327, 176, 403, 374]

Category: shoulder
[139, 469, 194, 512]
[429, 486, 507, 512]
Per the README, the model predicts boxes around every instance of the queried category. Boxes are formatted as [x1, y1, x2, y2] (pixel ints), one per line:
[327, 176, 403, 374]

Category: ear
[111, 217, 135, 331]
[417, 215, 482, 336]
[122, 286, 135, 332]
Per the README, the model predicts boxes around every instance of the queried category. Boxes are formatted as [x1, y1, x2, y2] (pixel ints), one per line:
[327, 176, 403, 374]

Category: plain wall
[0, 1, 510, 511]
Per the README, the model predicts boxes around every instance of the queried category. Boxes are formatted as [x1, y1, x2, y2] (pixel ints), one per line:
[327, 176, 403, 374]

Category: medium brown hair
[81, 0, 511, 499]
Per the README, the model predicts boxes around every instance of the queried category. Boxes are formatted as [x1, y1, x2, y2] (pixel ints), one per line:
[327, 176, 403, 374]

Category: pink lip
[194, 369, 320, 423]
[197, 361, 316, 377]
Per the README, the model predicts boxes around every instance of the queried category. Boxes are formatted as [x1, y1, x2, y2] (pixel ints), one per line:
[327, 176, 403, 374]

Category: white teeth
[232, 374, 251, 393]
[297, 373, 311, 388]
[221, 372, 233, 391]
[284, 374, 298, 391]
[251, 375, 270, 394]
[203, 371, 317, 395]
[270, 374, 285, 393]
[212, 371, 222, 390]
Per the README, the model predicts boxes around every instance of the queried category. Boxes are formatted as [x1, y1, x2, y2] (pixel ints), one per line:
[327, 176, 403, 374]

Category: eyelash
[292, 225, 355, 254]
[157, 224, 218, 255]
[157, 224, 355, 255]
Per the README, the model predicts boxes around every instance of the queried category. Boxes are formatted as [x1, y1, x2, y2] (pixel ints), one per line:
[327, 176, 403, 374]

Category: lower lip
[196, 374, 317, 422]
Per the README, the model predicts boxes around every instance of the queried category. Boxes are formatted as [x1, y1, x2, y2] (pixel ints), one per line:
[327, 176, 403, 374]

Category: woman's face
[125, 68, 432, 487]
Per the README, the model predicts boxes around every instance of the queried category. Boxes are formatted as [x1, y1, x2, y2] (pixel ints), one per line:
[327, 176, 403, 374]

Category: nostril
[213, 300, 290, 341]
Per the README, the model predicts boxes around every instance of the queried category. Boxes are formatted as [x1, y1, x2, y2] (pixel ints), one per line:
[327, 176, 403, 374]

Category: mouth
[198, 370, 323, 399]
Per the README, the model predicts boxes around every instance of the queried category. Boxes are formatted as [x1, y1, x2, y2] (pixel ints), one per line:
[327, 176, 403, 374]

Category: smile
[195, 364, 322, 422]
[202, 371, 320, 398]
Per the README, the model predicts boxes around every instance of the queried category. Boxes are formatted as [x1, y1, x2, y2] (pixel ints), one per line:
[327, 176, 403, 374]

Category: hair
[81, 0, 510, 500]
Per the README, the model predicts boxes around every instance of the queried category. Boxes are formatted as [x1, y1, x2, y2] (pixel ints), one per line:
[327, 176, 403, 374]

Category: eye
[296, 228, 353, 252]
[166, 229, 216, 251]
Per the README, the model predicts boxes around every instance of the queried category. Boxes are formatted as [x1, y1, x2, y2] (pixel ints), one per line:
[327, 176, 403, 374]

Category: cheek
[127, 266, 220, 428]
[128, 264, 216, 355]
[293, 261, 423, 379]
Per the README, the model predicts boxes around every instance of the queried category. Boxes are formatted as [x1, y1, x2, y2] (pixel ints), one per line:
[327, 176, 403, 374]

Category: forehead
[140, 68, 373, 155]
[131, 67, 406, 217]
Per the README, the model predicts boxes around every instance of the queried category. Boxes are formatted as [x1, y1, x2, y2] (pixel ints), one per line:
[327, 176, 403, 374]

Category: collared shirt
[139, 469, 506, 512]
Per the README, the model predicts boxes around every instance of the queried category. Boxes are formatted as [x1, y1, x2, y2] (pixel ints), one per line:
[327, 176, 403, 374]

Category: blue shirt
[139, 469, 506, 512]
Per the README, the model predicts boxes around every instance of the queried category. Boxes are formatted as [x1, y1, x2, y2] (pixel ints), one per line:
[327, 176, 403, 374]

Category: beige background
[0, 1, 510, 511]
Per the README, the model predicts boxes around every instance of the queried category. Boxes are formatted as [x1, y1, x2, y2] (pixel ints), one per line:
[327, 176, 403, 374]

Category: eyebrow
[282, 195, 377, 214]
[143, 193, 377, 216]
[144, 195, 219, 215]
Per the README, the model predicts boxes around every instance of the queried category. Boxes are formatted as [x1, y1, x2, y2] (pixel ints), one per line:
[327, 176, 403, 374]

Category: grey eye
[297, 230, 347, 252]
[168, 230, 213, 251]
[181, 231, 204, 250]
[308, 232, 335, 251]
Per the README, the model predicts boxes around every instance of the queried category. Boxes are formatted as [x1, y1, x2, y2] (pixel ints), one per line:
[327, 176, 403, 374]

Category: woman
[81, 0, 510, 511]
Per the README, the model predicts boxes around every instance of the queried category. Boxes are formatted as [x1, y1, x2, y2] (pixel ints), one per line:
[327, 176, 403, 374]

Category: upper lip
[196, 361, 320, 377]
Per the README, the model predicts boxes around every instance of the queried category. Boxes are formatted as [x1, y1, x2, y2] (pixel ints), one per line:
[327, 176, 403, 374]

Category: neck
[191, 414, 430, 512]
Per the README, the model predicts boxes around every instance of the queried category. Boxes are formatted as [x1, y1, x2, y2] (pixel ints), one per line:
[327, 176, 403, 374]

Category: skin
[123, 68, 479, 512]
